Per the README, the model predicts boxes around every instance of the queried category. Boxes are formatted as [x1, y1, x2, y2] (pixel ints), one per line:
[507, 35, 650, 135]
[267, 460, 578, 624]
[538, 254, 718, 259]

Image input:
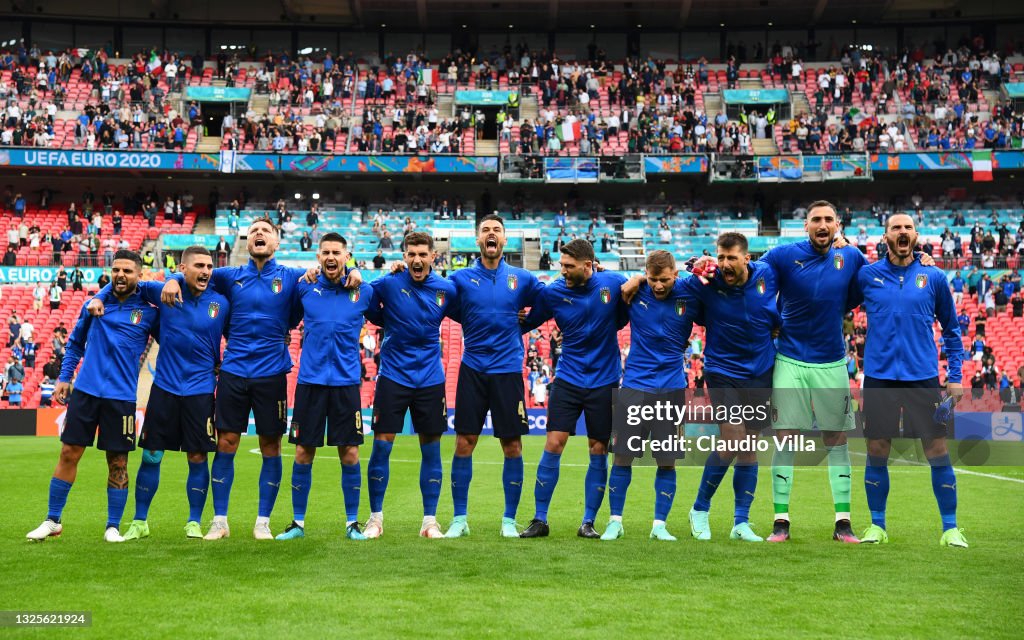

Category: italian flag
[419, 68, 434, 85]
[556, 120, 581, 142]
[973, 149, 993, 182]
[146, 52, 163, 76]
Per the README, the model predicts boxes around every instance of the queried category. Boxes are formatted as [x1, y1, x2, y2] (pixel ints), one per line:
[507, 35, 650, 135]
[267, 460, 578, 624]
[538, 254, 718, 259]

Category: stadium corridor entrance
[478, 106, 500, 140]
[200, 102, 231, 138]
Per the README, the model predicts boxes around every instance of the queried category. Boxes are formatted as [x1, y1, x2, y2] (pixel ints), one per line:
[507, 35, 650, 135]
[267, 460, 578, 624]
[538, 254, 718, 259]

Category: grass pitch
[1, 436, 1022, 639]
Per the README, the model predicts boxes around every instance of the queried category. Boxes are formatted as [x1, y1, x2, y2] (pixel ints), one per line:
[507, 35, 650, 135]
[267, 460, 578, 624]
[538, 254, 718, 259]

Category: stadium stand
[6, 36, 1017, 157]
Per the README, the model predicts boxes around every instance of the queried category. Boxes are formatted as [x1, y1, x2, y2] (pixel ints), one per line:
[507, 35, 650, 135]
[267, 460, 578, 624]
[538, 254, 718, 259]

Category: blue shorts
[61, 389, 137, 452]
[290, 383, 364, 448]
[454, 364, 528, 439]
[371, 376, 447, 436]
[141, 384, 216, 453]
[547, 378, 615, 441]
[705, 368, 774, 432]
[863, 376, 945, 440]
[215, 371, 287, 437]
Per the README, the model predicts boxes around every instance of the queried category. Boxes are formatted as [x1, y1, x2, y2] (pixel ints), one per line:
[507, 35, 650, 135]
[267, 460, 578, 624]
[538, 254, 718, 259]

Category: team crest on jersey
[349, 289, 360, 303]
[916, 274, 928, 288]
[834, 254, 844, 270]
[507, 274, 518, 291]
[208, 302, 220, 319]
[756, 277, 766, 295]
[600, 287, 611, 304]
[435, 290, 446, 306]
[675, 299, 686, 316]
[130, 309, 143, 325]
[271, 278, 283, 294]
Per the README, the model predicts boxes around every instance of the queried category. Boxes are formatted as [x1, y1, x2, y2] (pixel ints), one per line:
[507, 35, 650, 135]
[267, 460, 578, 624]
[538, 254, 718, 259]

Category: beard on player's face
[886, 231, 917, 257]
[478, 232, 504, 259]
[809, 225, 835, 250]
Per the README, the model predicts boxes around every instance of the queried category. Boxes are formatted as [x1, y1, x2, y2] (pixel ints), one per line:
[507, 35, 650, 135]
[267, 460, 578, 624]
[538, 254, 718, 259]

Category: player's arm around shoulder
[522, 269, 546, 306]
[756, 243, 784, 271]
[209, 265, 236, 293]
[362, 283, 385, 327]
[519, 281, 554, 333]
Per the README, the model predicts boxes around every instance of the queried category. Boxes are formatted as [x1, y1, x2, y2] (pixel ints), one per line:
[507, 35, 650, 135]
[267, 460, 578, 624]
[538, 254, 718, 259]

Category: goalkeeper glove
[933, 394, 955, 427]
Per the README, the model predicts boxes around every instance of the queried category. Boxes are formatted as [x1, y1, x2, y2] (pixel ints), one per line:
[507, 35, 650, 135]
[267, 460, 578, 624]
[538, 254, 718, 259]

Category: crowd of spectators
[2, 33, 1023, 157]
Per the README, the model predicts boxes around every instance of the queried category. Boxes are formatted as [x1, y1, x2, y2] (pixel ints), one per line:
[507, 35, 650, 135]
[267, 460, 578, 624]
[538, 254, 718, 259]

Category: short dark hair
[806, 200, 838, 217]
[716, 232, 748, 254]
[885, 211, 915, 231]
[645, 249, 676, 273]
[319, 232, 348, 247]
[404, 231, 434, 251]
[181, 245, 212, 263]
[560, 238, 595, 262]
[112, 249, 143, 269]
[249, 215, 278, 234]
[477, 213, 505, 233]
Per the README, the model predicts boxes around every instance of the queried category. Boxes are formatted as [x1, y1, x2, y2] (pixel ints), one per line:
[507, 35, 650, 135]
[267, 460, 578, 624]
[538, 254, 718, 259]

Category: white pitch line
[249, 448, 1024, 483]
[849, 451, 1024, 485]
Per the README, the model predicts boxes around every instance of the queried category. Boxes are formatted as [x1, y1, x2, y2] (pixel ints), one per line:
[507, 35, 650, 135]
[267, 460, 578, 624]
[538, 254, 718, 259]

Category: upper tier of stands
[3, 41, 1021, 156]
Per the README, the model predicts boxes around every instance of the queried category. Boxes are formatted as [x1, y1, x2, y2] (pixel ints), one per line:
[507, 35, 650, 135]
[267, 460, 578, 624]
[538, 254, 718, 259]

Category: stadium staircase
[752, 138, 778, 155]
[192, 217, 216, 236]
[251, 93, 270, 117]
[437, 93, 454, 119]
[982, 88, 1001, 110]
[703, 92, 723, 120]
[616, 222, 646, 271]
[229, 238, 249, 266]
[791, 91, 812, 117]
[738, 77, 765, 90]
[475, 139, 499, 155]
[523, 238, 541, 270]
[519, 95, 539, 125]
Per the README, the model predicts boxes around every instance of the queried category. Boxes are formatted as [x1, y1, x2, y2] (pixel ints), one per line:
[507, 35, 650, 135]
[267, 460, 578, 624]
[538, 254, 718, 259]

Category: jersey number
[122, 415, 135, 437]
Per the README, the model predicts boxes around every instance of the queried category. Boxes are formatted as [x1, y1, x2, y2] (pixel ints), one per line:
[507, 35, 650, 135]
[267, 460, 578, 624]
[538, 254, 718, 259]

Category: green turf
[1, 436, 1022, 638]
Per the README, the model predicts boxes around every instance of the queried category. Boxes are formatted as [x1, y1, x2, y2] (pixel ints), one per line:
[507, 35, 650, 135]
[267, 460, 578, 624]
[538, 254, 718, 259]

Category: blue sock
[865, 455, 890, 529]
[290, 462, 312, 523]
[654, 468, 676, 521]
[693, 452, 730, 512]
[608, 464, 632, 517]
[186, 460, 209, 523]
[732, 462, 758, 526]
[502, 456, 524, 519]
[533, 450, 561, 522]
[929, 454, 958, 531]
[419, 441, 442, 517]
[583, 453, 608, 524]
[451, 454, 473, 518]
[367, 439, 393, 513]
[341, 462, 361, 524]
[47, 477, 72, 522]
[107, 488, 128, 529]
[210, 452, 235, 517]
[133, 456, 161, 521]
[257, 456, 282, 519]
